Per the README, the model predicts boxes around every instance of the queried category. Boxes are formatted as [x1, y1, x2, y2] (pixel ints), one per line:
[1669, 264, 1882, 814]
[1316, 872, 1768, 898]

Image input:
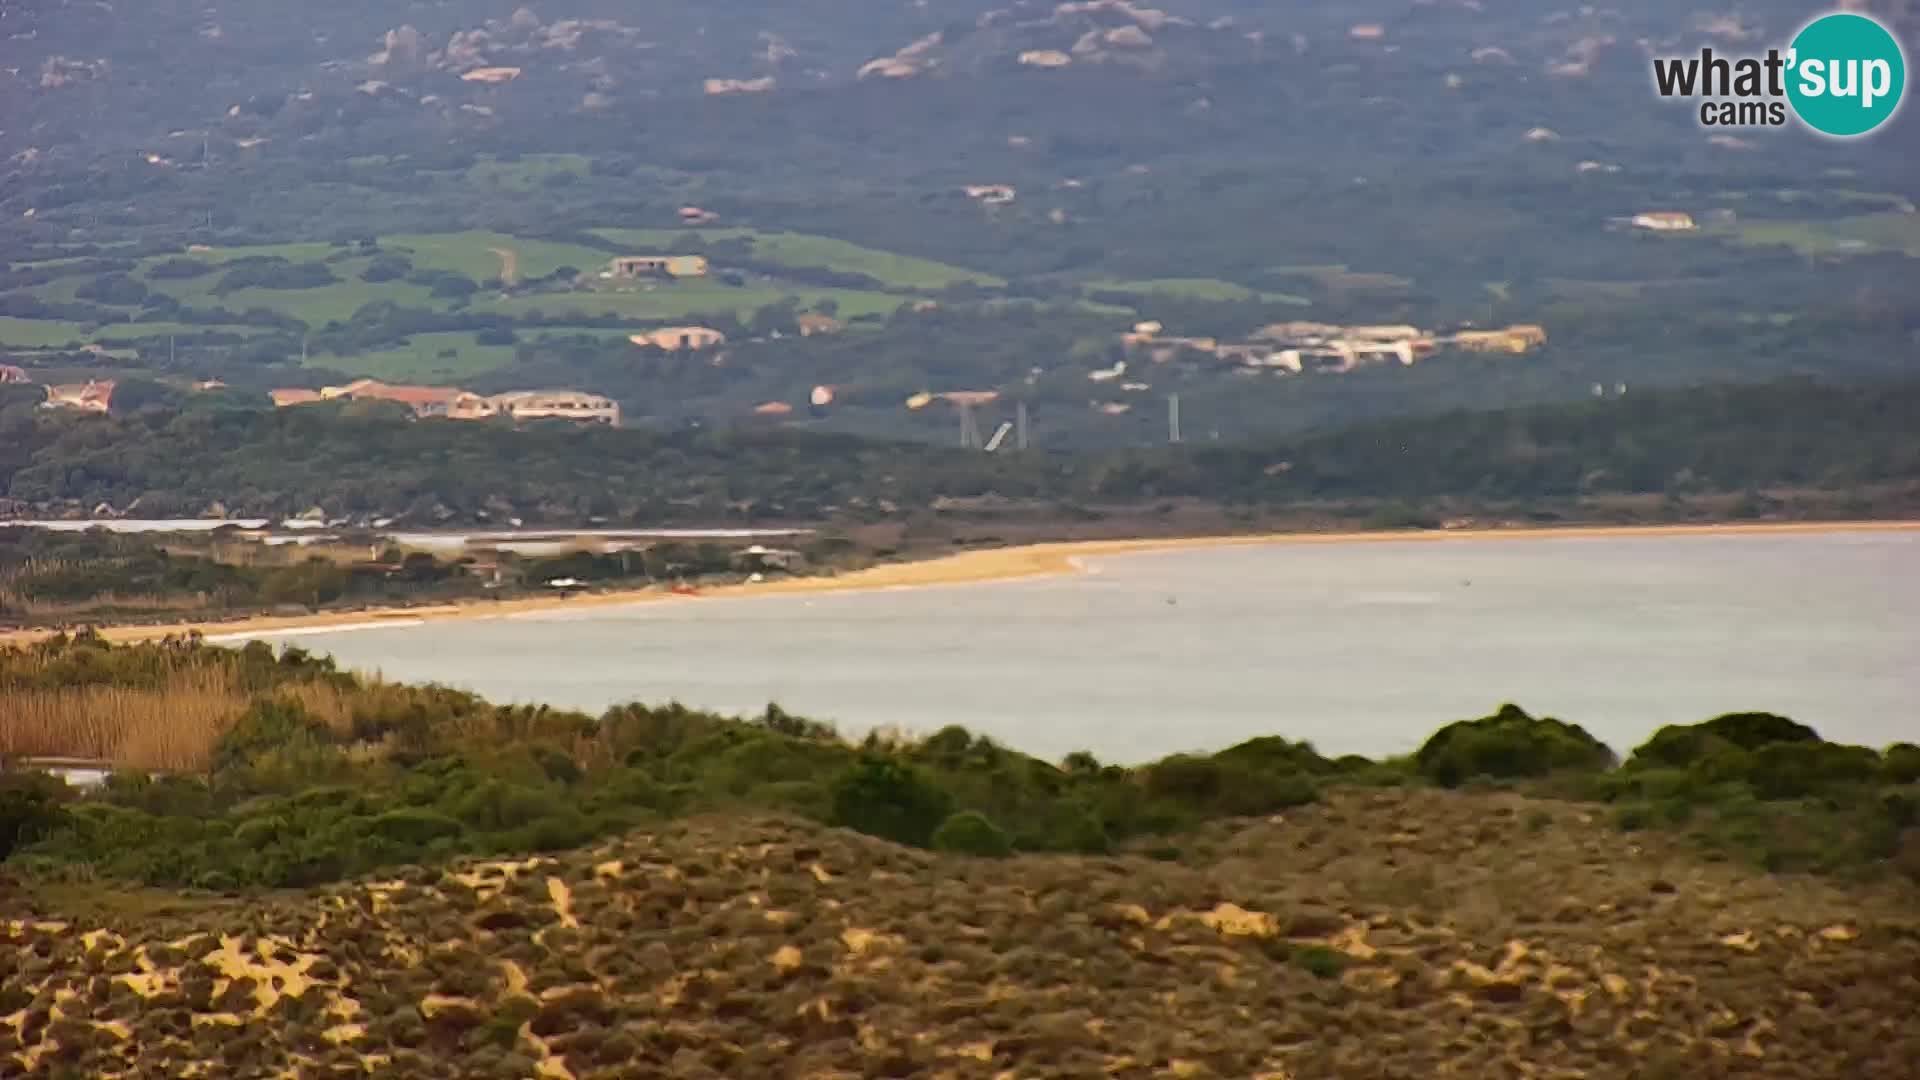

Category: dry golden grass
[7, 801, 1917, 1078]
[272, 678, 374, 740]
[0, 666, 247, 771]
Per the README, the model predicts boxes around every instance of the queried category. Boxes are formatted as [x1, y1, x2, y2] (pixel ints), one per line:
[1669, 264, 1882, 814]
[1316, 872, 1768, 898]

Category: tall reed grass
[0, 666, 247, 771]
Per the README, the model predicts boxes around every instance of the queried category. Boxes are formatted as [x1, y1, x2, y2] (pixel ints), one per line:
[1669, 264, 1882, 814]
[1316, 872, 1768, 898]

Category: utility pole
[958, 402, 984, 449]
[1016, 400, 1029, 451]
[1168, 393, 1182, 445]
[168, 336, 175, 366]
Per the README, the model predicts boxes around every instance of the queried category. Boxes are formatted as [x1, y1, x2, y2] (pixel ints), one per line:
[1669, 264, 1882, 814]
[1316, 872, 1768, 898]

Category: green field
[1087, 277, 1312, 305]
[383, 231, 609, 283]
[170, 241, 341, 264]
[1713, 212, 1920, 258]
[2, 227, 994, 370]
[593, 227, 1001, 288]
[479, 280, 906, 322]
[91, 321, 271, 342]
[0, 317, 86, 348]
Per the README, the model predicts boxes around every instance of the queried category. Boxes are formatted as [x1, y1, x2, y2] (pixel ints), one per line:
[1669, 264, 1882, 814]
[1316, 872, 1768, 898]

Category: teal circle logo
[1787, 13, 1906, 137]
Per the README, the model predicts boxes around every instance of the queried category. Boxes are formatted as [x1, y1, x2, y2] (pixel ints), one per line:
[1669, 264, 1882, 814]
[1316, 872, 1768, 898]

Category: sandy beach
[4, 519, 1917, 646]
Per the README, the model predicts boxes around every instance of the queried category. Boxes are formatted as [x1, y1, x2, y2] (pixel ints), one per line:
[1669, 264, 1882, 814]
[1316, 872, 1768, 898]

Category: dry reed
[0, 666, 248, 772]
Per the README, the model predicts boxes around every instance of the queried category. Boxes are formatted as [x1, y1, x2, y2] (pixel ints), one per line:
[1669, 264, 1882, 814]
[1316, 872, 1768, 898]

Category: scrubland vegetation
[3, 637, 1915, 892]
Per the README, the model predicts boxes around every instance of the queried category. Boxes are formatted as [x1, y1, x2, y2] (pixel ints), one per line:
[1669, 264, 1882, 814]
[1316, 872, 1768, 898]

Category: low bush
[1415, 704, 1616, 787]
[5, 638, 1916, 888]
[0, 774, 71, 860]
[828, 757, 953, 848]
[931, 811, 1014, 857]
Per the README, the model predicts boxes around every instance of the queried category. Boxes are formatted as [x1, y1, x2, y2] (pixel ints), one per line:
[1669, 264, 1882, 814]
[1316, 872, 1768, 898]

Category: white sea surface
[230, 531, 1919, 763]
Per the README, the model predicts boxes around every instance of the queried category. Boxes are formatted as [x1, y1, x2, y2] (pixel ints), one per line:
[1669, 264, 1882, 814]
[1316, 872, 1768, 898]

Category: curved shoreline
[5, 519, 1917, 646]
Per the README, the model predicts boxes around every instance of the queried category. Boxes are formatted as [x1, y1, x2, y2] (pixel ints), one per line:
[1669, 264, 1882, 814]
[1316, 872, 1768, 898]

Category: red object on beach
[671, 583, 701, 597]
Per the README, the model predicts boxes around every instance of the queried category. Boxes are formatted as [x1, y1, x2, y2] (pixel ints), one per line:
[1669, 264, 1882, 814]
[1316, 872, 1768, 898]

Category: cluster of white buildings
[1115, 319, 1547, 378]
[269, 380, 621, 425]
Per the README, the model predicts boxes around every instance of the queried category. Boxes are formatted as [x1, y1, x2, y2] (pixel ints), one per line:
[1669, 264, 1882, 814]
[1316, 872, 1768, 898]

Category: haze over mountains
[2, 2, 1916, 448]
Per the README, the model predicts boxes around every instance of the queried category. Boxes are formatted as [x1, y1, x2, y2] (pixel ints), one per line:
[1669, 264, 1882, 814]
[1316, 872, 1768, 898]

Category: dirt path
[488, 246, 518, 286]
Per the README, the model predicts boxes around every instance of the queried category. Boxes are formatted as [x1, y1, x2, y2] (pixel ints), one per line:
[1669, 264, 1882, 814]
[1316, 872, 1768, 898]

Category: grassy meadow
[1088, 277, 1312, 305]
[593, 227, 1003, 288]
[0, 226, 983, 375]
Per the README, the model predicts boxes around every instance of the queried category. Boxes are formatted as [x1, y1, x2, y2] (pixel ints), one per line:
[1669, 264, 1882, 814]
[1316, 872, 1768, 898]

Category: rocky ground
[4, 788, 1917, 1078]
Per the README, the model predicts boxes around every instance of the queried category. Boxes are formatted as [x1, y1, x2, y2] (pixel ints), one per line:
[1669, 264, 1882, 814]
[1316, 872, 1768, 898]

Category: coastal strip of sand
[3, 519, 1916, 646]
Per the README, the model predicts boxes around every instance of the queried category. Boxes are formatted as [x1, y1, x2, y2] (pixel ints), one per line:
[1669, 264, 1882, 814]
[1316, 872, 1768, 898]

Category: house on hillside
[608, 255, 709, 280]
[326, 379, 462, 417]
[1346, 324, 1424, 342]
[40, 380, 114, 413]
[486, 389, 621, 426]
[447, 392, 502, 420]
[1450, 324, 1548, 354]
[630, 326, 727, 351]
[796, 312, 843, 337]
[0, 364, 28, 385]
[732, 545, 802, 573]
[963, 185, 1017, 205]
[1630, 211, 1697, 232]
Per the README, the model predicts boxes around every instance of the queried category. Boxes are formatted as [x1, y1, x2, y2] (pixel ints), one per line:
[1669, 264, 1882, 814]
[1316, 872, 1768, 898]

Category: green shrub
[1292, 945, 1347, 979]
[529, 747, 583, 786]
[1699, 712, 1822, 750]
[1143, 755, 1320, 818]
[931, 811, 1014, 857]
[367, 809, 464, 846]
[828, 756, 953, 848]
[750, 780, 832, 820]
[1213, 736, 1335, 776]
[213, 700, 330, 773]
[0, 774, 72, 860]
[1745, 741, 1882, 800]
[1415, 704, 1616, 787]
[1019, 801, 1111, 854]
[1630, 713, 1823, 778]
[1883, 744, 1920, 785]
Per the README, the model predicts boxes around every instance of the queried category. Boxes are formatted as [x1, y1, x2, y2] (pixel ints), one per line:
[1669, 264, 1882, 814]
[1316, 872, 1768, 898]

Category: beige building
[41, 380, 115, 412]
[631, 326, 727, 351]
[320, 379, 461, 417]
[487, 389, 621, 426]
[1451, 324, 1548, 354]
[608, 255, 709, 279]
[796, 312, 843, 337]
[1346, 324, 1424, 342]
[1631, 211, 1697, 232]
[269, 388, 325, 407]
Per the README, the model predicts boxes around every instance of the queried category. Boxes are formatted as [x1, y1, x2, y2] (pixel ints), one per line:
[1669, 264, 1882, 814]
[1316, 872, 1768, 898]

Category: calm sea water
[227, 533, 1919, 764]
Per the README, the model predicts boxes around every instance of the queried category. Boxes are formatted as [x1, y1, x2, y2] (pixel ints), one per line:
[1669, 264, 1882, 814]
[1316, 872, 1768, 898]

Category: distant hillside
[4, 1, 1918, 446]
[0, 374, 1915, 523]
